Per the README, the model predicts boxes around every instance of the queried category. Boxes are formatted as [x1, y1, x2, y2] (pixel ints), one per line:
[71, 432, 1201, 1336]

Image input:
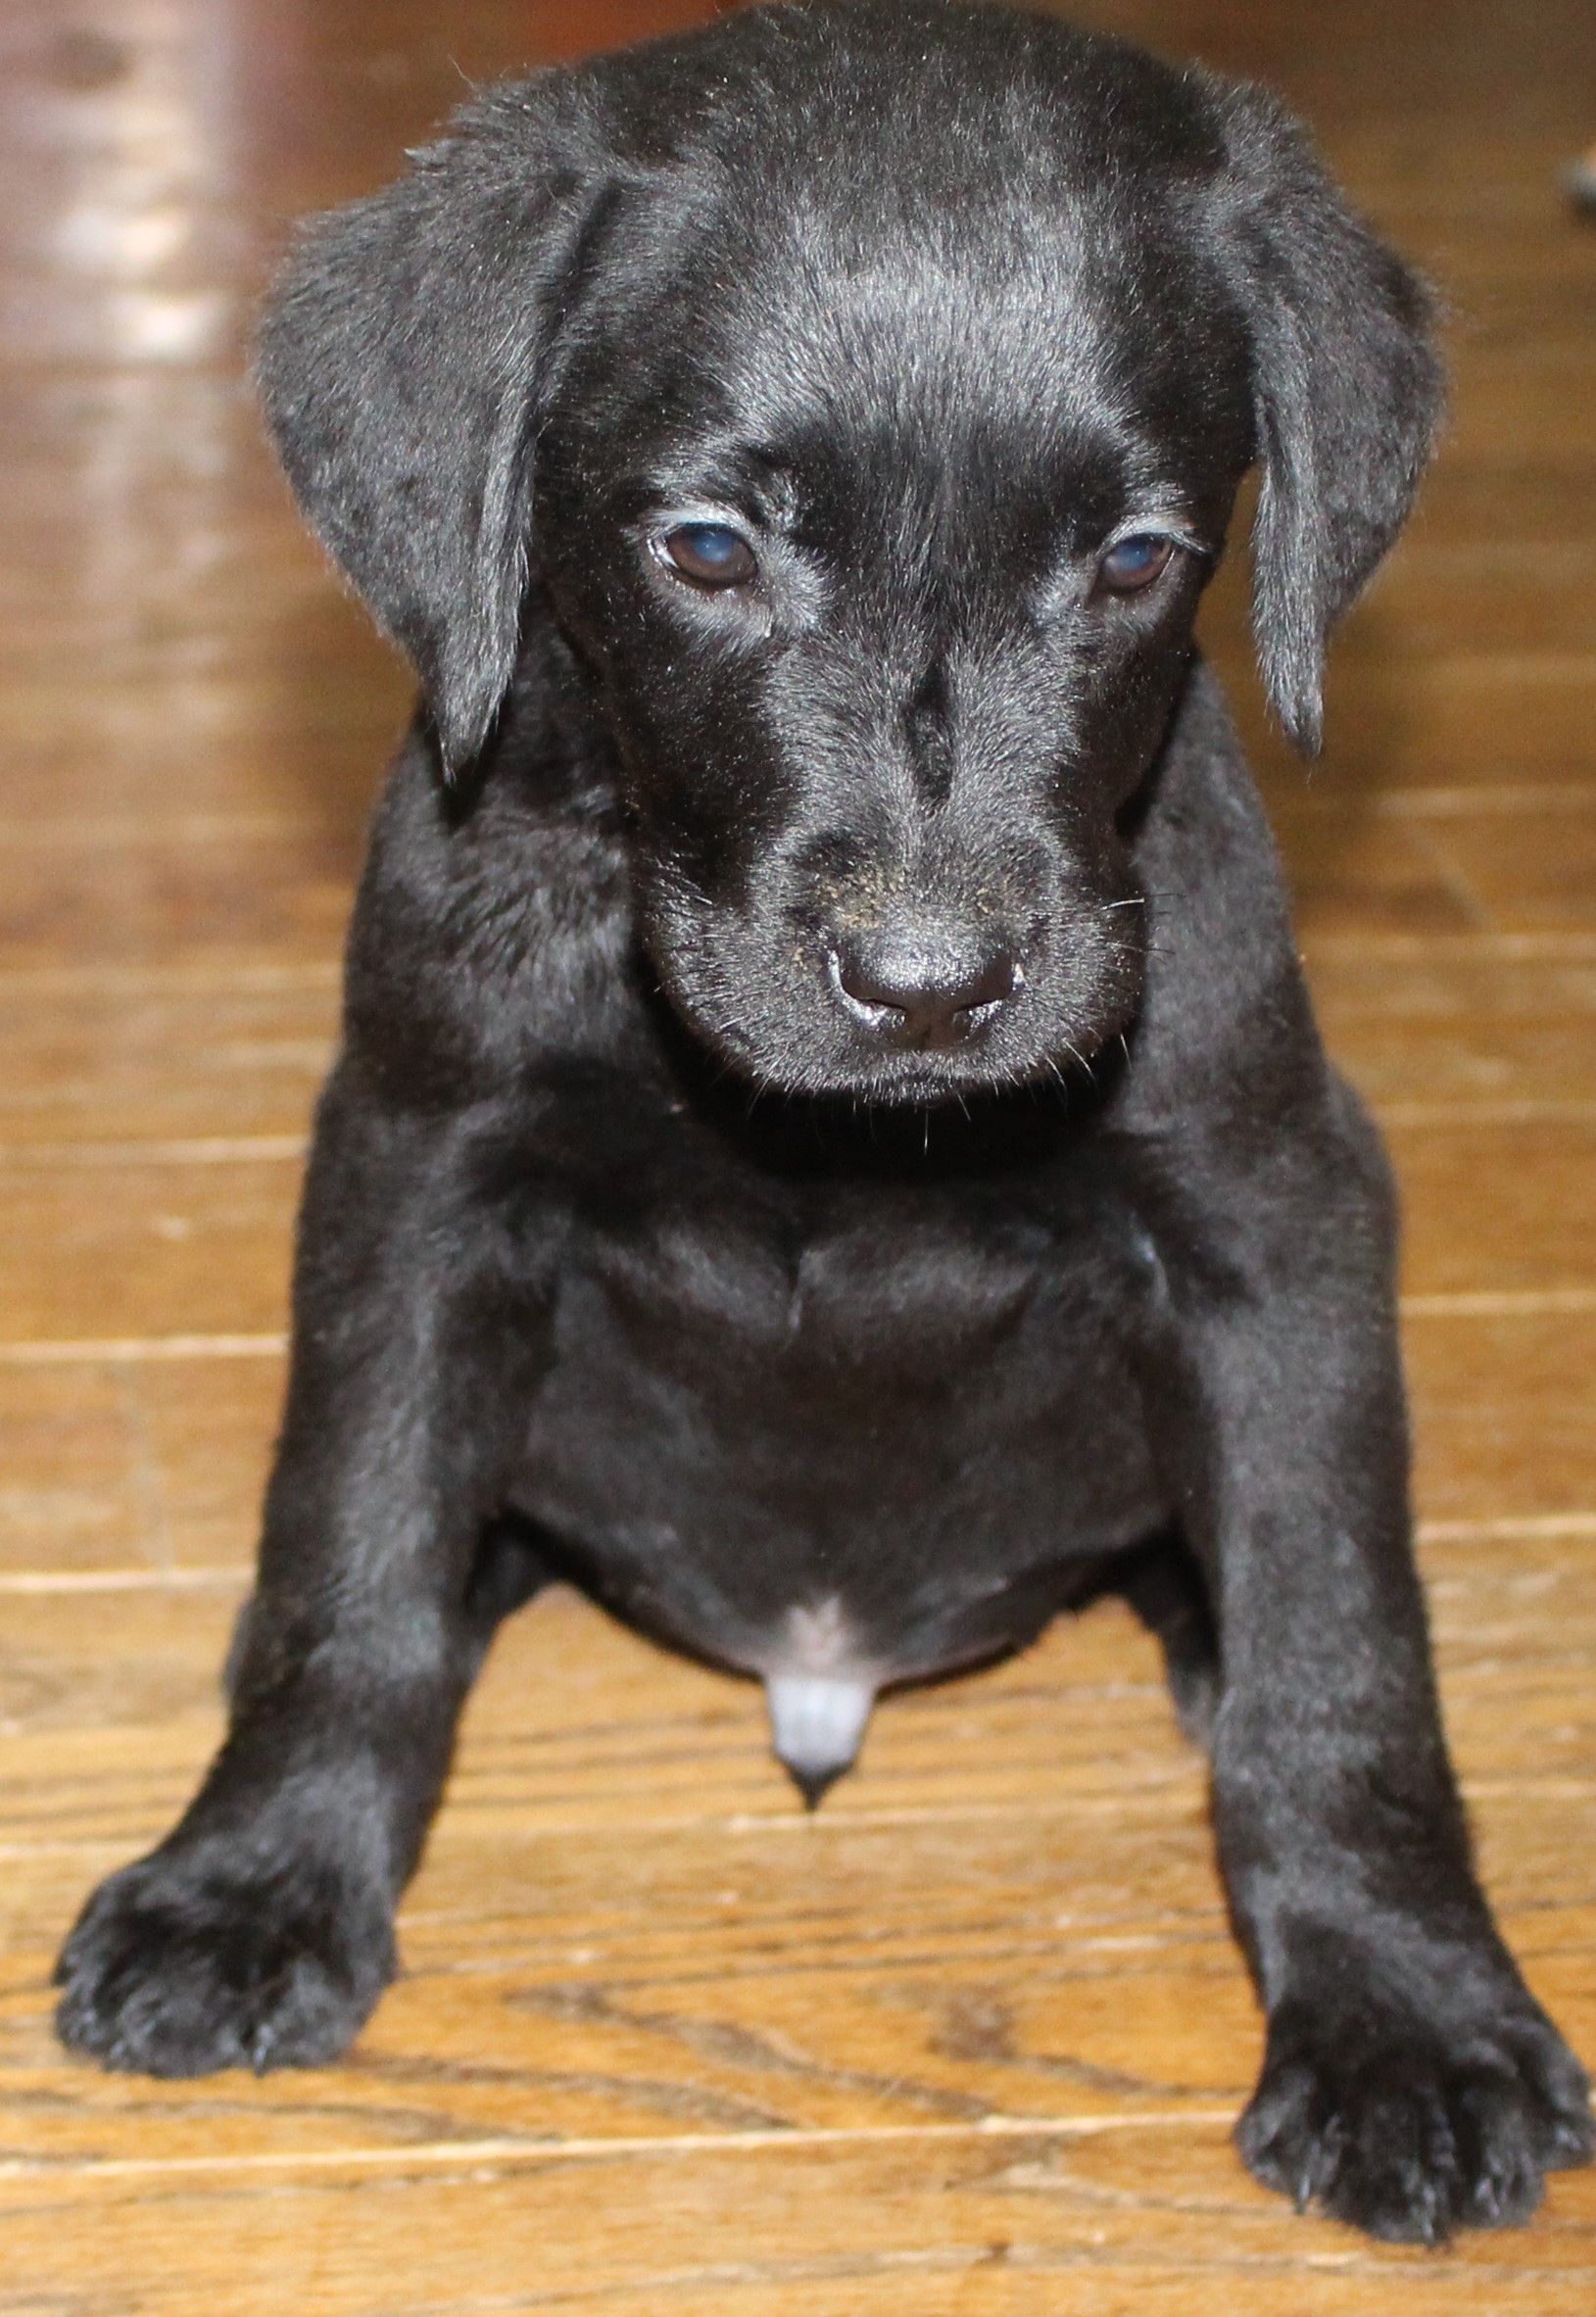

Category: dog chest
[512, 1167, 1163, 1682]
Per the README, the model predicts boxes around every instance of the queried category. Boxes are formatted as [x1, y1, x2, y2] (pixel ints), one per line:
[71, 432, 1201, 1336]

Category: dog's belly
[513, 1189, 1165, 1686]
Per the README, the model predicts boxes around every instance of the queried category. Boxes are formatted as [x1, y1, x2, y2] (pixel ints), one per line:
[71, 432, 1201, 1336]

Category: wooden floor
[2, 0, 1594, 2306]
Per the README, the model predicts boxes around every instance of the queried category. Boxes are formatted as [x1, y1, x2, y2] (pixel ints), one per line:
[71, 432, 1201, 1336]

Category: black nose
[832, 927, 1018, 1047]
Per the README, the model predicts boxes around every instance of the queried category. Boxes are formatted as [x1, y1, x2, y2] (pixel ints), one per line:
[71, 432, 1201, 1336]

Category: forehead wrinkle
[710, 203, 1134, 490]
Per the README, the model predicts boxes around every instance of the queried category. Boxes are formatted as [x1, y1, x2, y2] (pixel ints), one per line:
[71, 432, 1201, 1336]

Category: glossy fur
[55, 0, 1591, 2241]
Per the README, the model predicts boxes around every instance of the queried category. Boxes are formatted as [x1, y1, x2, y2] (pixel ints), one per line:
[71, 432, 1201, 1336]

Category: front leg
[55, 1069, 554, 2075]
[1134, 1083, 1592, 2239]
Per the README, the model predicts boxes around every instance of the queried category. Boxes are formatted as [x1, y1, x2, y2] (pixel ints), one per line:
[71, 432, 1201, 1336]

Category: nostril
[834, 950, 903, 1020]
[831, 936, 1019, 1046]
[949, 952, 1017, 1014]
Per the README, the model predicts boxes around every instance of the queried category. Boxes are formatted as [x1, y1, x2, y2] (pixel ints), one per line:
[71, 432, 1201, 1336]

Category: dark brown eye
[654, 523, 759, 588]
[1096, 534, 1177, 595]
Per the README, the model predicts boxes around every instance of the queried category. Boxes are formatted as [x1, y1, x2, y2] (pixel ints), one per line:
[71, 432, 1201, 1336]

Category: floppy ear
[257, 83, 620, 779]
[1206, 83, 1443, 755]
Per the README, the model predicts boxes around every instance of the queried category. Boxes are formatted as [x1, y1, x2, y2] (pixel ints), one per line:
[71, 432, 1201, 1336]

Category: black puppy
[56, 0, 1591, 2242]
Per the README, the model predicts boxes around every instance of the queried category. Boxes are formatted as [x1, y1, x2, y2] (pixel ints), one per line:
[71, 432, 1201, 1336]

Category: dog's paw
[1239, 1995, 1594, 2242]
[54, 1847, 394, 2077]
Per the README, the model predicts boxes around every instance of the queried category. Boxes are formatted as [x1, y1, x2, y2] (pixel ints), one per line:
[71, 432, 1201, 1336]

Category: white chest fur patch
[764, 1673, 877, 1810]
[763, 1599, 878, 1810]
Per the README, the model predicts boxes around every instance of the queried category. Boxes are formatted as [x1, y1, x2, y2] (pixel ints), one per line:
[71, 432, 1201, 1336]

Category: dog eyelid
[1094, 532, 1182, 596]
[651, 522, 761, 591]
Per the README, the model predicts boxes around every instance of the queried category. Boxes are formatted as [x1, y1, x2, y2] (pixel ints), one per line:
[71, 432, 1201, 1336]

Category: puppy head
[259, 0, 1439, 1104]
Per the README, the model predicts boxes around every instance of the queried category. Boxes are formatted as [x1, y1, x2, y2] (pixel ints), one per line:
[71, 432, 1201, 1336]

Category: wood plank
[0, 1365, 151, 1574]
[1312, 951, 1596, 1119]
[3, 2131, 1592, 2317]
[0, 830, 358, 973]
[1407, 1310, 1596, 1527]
[0, 1158, 299, 1342]
[0, 982, 334, 1146]
[1, 1584, 1588, 2180]
[1388, 1122, 1596, 1295]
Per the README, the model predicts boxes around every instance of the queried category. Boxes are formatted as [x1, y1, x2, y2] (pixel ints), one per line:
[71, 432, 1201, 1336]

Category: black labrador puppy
[56, 0, 1591, 2243]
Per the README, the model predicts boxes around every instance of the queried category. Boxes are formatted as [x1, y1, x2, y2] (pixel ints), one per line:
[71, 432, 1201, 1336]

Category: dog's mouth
[637, 866, 1147, 1109]
[647, 935, 1137, 1109]
[686, 1006, 1123, 1127]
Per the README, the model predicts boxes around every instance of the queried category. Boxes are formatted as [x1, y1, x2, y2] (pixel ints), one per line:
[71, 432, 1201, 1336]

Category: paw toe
[1241, 2011, 1592, 2242]
[55, 1857, 388, 2077]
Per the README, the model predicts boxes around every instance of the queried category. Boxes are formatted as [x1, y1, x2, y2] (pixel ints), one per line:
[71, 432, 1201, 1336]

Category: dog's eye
[1096, 535, 1177, 595]
[654, 523, 759, 589]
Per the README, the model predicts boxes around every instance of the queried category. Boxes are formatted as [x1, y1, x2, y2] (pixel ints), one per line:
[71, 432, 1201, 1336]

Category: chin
[677, 1001, 1128, 1111]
